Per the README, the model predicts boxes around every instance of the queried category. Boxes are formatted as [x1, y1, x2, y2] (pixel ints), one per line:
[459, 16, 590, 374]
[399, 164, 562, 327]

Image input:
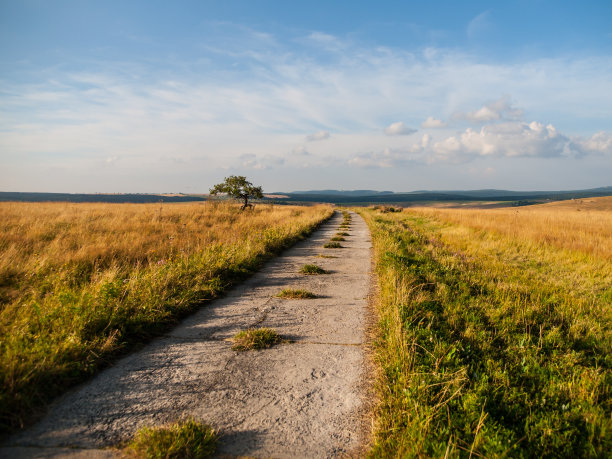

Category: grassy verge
[360, 207, 611, 457]
[124, 418, 217, 458]
[0, 202, 332, 432]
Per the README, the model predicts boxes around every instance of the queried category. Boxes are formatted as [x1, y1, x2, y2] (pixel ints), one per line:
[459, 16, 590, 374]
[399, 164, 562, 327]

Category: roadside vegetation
[232, 328, 284, 351]
[124, 418, 217, 458]
[0, 201, 332, 432]
[361, 198, 611, 457]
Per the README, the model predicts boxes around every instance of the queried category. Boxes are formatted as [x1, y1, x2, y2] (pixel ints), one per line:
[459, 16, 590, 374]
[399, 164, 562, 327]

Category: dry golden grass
[408, 196, 612, 261]
[0, 201, 332, 432]
[0, 202, 327, 305]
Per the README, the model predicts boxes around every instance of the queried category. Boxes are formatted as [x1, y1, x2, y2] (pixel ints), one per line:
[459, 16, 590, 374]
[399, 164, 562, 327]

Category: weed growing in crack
[232, 328, 283, 351]
[299, 264, 328, 275]
[276, 288, 317, 299]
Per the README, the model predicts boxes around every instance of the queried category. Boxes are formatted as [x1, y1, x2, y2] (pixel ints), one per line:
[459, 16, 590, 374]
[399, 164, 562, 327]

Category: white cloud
[431, 121, 569, 160]
[306, 130, 330, 141]
[421, 116, 447, 128]
[454, 96, 524, 123]
[571, 131, 612, 155]
[1, 28, 611, 192]
[384, 121, 417, 136]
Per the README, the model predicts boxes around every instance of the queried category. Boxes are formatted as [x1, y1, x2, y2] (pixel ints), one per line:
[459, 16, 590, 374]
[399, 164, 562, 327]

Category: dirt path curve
[3, 211, 372, 458]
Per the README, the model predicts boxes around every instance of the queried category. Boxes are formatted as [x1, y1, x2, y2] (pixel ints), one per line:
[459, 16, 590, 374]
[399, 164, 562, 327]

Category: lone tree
[209, 175, 263, 210]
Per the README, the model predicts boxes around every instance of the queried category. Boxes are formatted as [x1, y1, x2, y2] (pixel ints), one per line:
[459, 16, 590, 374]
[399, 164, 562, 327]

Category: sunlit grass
[125, 418, 217, 458]
[360, 202, 611, 457]
[232, 328, 284, 351]
[0, 201, 332, 432]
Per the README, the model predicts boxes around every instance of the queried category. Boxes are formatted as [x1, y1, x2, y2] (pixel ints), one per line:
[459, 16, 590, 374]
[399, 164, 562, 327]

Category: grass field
[361, 197, 611, 457]
[0, 201, 332, 433]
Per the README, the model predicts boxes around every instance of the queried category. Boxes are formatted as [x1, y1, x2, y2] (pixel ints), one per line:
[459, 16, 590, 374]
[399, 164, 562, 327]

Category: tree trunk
[241, 195, 248, 210]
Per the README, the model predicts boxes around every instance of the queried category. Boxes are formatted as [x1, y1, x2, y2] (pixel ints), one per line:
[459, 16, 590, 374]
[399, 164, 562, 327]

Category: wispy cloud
[1, 27, 611, 191]
[306, 130, 330, 141]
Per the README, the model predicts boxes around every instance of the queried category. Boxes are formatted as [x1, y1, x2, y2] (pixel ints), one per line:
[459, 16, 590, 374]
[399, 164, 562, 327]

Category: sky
[1, 0, 611, 193]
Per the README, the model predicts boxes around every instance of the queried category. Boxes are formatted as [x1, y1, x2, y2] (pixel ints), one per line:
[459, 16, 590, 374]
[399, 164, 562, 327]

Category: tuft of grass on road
[316, 254, 337, 259]
[299, 264, 328, 275]
[323, 242, 343, 248]
[330, 236, 345, 242]
[336, 232, 350, 237]
[232, 328, 283, 351]
[125, 418, 217, 458]
[276, 288, 317, 299]
[360, 207, 611, 458]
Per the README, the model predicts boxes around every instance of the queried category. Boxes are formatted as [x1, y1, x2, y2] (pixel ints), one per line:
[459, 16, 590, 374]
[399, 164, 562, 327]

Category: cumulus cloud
[421, 116, 447, 128]
[571, 131, 612, 156]
[384, 121, 417, 136]
[350, 121, 612, 169]
[306, 130, 330, 141]
[454, 96, 524, 123]
[431, 121, 568, 160]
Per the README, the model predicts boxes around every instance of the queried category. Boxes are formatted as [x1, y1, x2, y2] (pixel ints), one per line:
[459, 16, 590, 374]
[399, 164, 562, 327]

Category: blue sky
[1, 0, 611, 193]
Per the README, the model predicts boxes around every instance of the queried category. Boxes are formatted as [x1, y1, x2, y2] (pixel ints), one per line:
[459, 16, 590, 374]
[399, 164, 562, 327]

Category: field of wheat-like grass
[0, 201, 332, 432]
[361, 197, 611, 457]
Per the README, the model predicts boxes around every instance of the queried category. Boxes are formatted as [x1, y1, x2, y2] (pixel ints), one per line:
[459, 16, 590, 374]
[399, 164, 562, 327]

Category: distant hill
[2, 187, 611, 206]
[288, 189, 394, 196]
[0, 192, 206, 203]
[265, 186, 612, 205]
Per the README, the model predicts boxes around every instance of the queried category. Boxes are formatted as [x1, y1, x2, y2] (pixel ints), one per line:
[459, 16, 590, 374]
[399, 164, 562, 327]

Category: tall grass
[361, 202, 610, 457]
[0, 202, 332, 433]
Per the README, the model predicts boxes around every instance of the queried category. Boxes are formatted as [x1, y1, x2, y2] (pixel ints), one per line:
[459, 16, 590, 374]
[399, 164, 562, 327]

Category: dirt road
[2, 211, 372, 458]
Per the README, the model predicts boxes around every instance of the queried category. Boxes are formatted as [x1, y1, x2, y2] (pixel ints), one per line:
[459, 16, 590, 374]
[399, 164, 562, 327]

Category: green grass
[299, 264, 328, 275]
[276, 288, 317, 299]
[232, 328, 284, 351]
[323, 242, 343, 248]
[125, 418, 217, 458]
[361, 209, 611, 458]
[316, 254, 337, 259]
[336, 232, 350, 236]
[330, 236, 345, 242]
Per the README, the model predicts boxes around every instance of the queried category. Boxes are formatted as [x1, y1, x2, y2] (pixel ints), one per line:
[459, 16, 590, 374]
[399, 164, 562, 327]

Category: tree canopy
[209, 175, 263, 209]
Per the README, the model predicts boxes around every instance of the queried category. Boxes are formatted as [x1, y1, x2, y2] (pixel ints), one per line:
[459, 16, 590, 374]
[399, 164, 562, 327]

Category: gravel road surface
[2, 211, 371, 458]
